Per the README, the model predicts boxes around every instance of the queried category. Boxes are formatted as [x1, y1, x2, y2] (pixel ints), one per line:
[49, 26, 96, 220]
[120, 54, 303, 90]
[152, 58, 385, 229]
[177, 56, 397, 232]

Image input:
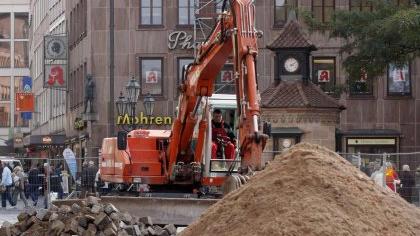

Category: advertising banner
[63, 148, 77, 180]
[15, 92, 34, 112]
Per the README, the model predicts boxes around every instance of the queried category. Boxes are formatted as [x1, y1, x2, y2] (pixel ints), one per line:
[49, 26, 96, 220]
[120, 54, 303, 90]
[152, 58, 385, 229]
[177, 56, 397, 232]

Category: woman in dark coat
[399, 164, 415, 203]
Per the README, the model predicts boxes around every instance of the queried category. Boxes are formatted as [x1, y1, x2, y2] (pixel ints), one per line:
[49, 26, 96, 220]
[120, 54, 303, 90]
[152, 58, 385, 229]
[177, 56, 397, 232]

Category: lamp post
[115, 76, 140, 131]
[125, 76, 141, 130]
[143, 93, 155, 117]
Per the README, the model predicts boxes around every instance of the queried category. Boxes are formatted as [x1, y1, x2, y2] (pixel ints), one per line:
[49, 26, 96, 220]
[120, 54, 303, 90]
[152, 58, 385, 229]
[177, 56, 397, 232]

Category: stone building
[0, 0, 31, 154]
[27, 0, 66, 158]
[30, 0, 419, 170]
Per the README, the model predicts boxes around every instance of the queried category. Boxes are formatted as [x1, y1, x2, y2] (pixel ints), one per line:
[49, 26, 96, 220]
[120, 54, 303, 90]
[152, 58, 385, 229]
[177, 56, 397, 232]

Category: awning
[271, 127, 303, 137]
[23, 135, 66, 146]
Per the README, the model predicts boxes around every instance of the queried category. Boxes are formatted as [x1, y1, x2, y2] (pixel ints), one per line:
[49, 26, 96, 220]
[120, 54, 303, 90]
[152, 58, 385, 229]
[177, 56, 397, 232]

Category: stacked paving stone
[0, 196, 177, 236]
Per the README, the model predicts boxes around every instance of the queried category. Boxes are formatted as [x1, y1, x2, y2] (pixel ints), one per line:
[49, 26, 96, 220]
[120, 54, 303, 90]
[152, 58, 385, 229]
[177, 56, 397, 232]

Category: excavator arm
[167, 0, 267, 181]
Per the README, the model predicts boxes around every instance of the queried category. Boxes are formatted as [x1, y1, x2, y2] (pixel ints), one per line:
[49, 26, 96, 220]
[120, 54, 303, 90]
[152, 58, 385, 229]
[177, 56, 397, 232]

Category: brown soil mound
[180, 143, 420, 236]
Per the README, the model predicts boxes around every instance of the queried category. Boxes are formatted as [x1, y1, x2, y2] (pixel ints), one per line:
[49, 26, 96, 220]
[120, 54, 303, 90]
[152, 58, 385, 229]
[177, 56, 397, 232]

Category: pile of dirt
[0, 196, 177, 236]
[180, 143, 420, 236]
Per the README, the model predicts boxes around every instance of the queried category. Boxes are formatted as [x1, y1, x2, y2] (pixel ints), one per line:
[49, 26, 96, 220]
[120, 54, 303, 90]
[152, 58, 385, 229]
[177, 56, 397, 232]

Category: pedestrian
[27, 163, 41, 206]
[385, 162, 400, 192]
[87, 161, 98, 196]
[415, 166, 420, 205]
[11, 164, 28, 208]
[1, 161, 15, 208]
[370, 163, 384, 187]
[399, 164, 415, 203]
[81, 161, 89, 198]
[50, 164, 64, 200]
[43, 163, 51, 209]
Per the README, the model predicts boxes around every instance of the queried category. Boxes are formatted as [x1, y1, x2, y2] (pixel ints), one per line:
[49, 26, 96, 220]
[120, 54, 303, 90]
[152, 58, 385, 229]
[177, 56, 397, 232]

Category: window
[274, 0, 297, 26]
[215, 63, 235, 94]
[312, 57, 336, 93]
[0, 42, 10, 68]
[0, 104, 10, 127]
[178, 0, 194, 25]
[177, 58, 194, 95]
[0, 13, 11, 39]
[312, 0, 335, 23]
[140, 58, 163, 95]
[15, 112, 29, 127]
[14, 41, 28, 68]
[387, 63, 411, 96]
[349, 0, 373, 12]
[349, 69, 373, 96]
[0, 77, 11, 101]
[14, 13, 29, 39]
[140, 0, 163, 26]
[216, 0, 230, 14]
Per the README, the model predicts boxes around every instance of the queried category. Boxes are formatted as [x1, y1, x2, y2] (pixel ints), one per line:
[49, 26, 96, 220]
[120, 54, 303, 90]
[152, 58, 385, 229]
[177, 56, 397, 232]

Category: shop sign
[74, 117, 86, 130]
[42, 136, 52, 144]
[15, 92, 34, 112]
[44, 64, 67, 88]
[347, 138, 395, 145]
[117, 112, 172, 125]
[168, 31, 196, 50]
[317, 70, 330, 83]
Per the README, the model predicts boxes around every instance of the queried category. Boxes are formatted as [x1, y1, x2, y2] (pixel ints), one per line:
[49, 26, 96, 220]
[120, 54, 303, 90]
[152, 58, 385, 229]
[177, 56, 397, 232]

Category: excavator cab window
[209, 107, 240, 172]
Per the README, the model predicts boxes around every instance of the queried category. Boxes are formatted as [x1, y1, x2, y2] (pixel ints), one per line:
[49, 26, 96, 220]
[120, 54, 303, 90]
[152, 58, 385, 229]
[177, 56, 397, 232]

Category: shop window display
[140, 58, 163, 96]
[387, 63, 411, 96]
[312, 57, 336, 93]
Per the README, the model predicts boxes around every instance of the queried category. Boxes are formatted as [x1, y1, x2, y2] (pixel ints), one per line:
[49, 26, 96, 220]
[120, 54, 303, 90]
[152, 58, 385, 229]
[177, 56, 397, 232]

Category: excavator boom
[168, 0, 267, 180]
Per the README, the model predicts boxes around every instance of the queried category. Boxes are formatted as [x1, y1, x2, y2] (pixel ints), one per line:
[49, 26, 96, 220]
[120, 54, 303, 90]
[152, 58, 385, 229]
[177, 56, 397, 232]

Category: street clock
[45, 36, 67, 60]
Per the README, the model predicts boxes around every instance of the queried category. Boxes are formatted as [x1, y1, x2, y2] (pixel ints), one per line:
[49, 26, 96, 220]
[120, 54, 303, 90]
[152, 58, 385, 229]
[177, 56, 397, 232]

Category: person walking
[399, 164, 415, 203]
[50, 164, 64, 200]
[80, 161, 89, 198]
[87, 161, 98, 196]
[385, 162, 400, 192]
[11, 164, 28, 208]
[1, 161, 15, 208]
[27, 164, 41, 206]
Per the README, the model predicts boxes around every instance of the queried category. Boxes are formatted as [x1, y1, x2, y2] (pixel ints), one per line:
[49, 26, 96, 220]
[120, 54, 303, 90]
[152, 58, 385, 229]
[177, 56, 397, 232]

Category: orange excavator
[100, 0, 267, 197]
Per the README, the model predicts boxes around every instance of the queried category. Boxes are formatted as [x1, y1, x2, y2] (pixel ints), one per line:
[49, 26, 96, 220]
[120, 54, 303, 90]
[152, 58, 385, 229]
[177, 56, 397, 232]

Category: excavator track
[53, 196, 218, 225]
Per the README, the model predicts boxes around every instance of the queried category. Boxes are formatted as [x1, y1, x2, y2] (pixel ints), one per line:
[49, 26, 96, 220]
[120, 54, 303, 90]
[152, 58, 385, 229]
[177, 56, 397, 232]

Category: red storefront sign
[45, 64, 67, 88]
[15, 92, 34, 112]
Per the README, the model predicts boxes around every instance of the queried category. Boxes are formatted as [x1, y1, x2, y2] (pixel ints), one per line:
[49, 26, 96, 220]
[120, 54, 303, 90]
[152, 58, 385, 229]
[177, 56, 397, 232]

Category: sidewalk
[0, 196, 47, 225]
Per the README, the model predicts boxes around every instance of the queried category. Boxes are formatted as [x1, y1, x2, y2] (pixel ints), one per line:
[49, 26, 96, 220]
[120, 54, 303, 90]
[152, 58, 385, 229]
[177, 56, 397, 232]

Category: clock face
[45, 37, 67, 59]
[284, 57, 299, 73]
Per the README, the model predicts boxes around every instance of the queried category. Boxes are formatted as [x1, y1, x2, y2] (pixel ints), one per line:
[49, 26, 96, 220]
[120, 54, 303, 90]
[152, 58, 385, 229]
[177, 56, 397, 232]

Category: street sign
[44, 35, 67, 60]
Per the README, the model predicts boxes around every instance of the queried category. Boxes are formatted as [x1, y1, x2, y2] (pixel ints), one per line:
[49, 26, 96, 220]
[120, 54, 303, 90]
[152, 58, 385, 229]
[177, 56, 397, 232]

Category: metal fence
[0, 157, 99, 210]
[339, 152, 420, 206]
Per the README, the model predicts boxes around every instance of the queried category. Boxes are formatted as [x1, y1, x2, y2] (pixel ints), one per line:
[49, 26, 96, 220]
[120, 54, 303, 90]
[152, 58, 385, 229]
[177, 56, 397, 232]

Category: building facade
[27, 0, 66, 158]
[62, 0, 419, 167]
[0, 0, 30, 154]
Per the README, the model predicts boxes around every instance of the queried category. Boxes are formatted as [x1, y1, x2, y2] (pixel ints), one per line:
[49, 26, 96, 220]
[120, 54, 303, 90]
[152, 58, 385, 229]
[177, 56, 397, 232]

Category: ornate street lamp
[143, 93, 155, 117]
[125, 76, 141, 130]
[115, 92, 128, 116]
[126, 76, 141, 104]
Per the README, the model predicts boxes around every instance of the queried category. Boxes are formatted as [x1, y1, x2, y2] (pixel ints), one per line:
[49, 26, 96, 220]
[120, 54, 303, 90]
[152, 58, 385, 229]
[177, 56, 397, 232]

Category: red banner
[15, 92, 34, 112]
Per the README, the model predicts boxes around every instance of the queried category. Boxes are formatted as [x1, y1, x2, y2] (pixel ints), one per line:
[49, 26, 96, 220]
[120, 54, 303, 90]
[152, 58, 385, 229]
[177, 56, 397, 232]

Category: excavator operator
[211, 109, 236, 160]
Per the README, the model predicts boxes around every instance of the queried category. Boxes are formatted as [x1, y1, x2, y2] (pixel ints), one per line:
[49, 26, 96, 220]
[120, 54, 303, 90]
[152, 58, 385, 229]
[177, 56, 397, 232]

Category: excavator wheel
[222, 174, 248, 196]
